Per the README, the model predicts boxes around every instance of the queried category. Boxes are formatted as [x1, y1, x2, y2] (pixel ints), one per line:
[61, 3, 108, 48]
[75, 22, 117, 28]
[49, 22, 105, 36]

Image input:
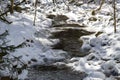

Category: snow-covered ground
[0, 11, 67, 79]
[1, 0, 120, 80]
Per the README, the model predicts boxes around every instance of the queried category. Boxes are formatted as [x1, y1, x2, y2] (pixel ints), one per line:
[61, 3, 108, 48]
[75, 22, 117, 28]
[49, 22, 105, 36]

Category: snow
[0, 10, 67, 79]
[65, 12, 78, 21]
[0, 67, 10, 77]
[83, 71, 106, 80]
[1, 0, 120, 80]
[18, 69, 28, 80]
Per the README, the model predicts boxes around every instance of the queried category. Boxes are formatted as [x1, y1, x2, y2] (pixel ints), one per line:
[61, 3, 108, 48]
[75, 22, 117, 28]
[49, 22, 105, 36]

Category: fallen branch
[0, 10, 12, 24]
[92, 0, 105, 15]
[0, 16, 12, 24]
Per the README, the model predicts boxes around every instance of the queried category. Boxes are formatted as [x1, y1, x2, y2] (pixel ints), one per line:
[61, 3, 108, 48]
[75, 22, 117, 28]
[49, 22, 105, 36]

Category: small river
[26, 15, 94, 80]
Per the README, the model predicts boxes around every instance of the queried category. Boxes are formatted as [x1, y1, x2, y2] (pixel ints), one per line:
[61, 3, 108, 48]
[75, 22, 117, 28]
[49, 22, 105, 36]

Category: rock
[101, 60, 119, 76]
[31, 58, 37, 62]
[87, 53, 99, 61]
[47, 14, 69, 21]
[46, 14, 56, 19]
[53, 62, 68, 69]
[55, 15, 69, 21]
[83, 77, 103, 80]
[81, 43, 91, 53]
[69, 58, 80, 63]
[90, 38, 102, 47]
[88, 17, 97, 21]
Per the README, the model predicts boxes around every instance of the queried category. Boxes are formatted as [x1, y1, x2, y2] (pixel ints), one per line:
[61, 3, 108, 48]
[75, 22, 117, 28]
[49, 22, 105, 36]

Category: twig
[92, 0, 105, 15]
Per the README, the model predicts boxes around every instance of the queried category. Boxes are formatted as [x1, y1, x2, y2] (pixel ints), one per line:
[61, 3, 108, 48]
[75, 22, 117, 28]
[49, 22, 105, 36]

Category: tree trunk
[33, 0, 38, 26]
[10, 0, 14, 14]
[113, 0, 116, 33]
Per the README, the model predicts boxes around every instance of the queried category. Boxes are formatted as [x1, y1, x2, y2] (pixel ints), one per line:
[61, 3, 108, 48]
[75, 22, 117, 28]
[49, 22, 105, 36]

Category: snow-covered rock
[81, 43, 91, 53]
[90, 38, 102, 47]
[18, 70, 28, 80]
[0, 68, 10, 77]
[101, 60, 119, 76]
[83, 71, 106, 80]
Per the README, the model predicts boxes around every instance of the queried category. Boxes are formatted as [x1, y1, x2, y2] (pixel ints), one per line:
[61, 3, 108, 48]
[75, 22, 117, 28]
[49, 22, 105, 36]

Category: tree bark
[33, 0, 38, 26]
[113, 0, 117, 33]
[10, 0, 14, 14]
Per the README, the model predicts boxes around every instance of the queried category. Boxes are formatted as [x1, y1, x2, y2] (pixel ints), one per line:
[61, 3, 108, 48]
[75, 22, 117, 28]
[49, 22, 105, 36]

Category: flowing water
[51, 28, 94, 57]
[27, 66, 87, 80]
[27, 15, 94, 80]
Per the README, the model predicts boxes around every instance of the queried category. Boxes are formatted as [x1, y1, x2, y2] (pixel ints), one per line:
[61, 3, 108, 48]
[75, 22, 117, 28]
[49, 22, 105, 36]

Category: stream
[26, 15, 95, 80]
[27, 66, 86, 80]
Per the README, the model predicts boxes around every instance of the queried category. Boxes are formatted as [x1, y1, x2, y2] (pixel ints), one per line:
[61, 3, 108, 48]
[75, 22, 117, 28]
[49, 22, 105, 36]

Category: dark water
[27, 27, 93, 80]
[27, 66, 87, 80]
[27, 15, 94, 80]
[48, 14, 94, 57]
[50, 28, 94, 57]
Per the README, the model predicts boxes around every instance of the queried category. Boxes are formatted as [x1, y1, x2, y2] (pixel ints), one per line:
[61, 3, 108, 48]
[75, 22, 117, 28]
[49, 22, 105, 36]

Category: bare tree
[10, 0, 14, 14]
[113, 0, 116, 33]
[33, 0, 38, 26]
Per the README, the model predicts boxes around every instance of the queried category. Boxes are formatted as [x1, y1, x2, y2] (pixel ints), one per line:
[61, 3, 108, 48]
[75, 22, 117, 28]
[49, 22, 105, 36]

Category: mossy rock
[91, 10, 96, 15]
[89, 17, 97, 21]
[13, 6, 22, 13]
